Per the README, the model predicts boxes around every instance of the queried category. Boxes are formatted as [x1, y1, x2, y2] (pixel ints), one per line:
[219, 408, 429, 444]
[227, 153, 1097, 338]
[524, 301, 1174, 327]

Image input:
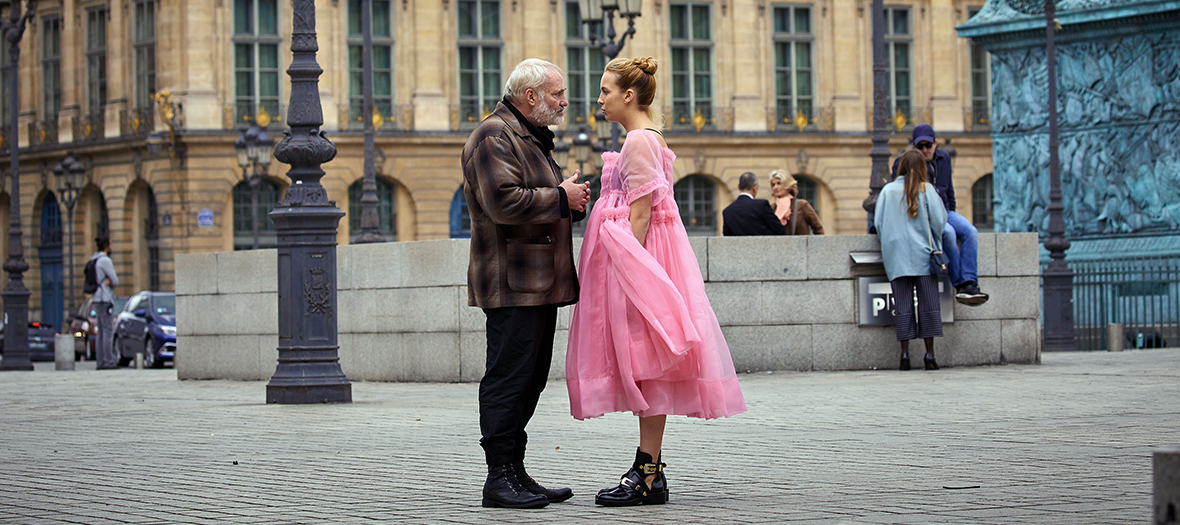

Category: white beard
[531, 100, 565, 127]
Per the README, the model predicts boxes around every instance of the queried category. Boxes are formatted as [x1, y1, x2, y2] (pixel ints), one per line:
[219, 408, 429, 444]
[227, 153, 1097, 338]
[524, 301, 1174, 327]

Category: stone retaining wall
[175, 233, 1041, 381]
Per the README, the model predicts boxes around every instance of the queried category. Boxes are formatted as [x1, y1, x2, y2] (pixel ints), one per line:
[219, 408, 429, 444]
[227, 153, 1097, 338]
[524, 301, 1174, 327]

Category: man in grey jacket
[91, 237, 120, 370]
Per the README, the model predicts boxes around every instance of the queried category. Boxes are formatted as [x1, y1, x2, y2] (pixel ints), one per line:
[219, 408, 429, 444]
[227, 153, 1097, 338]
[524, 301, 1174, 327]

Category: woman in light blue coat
[874, 150, 947, 370]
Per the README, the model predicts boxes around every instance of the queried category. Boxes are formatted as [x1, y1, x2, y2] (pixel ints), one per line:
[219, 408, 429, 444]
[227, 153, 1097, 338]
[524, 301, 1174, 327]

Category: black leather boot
[482, 464, 549, 509]
[595, 449, 669, 506]
[512, 460, 573, 503]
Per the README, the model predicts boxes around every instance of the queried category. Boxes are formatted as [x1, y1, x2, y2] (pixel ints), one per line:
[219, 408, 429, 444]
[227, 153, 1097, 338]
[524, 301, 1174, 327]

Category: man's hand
[560, 170, 591, 211]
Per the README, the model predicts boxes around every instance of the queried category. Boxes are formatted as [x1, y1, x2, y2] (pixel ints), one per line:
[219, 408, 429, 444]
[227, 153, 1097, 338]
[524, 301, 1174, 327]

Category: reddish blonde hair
[604, 57, 658, 118]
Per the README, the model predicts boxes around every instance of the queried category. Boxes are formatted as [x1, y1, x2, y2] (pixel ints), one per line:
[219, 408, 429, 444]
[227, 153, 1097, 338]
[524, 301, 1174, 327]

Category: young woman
[873, 149, 947, 370]
[565, 57, 747, 507]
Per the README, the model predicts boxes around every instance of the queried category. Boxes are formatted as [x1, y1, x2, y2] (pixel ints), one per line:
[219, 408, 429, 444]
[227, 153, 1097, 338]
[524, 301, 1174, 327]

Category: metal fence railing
[1067, 256, 1180, 350]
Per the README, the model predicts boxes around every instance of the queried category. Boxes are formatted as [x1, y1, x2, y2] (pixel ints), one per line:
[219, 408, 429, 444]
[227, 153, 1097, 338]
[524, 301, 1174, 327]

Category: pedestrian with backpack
[90, 237, 119, 369]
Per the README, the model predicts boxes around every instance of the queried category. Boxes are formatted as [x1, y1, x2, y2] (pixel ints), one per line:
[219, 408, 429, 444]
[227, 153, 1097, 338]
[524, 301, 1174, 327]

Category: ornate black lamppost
[353, 0, 384, 244]
[1042, 0, 1074, 351]
[266, 0, 351, 404]
[0, 0, 36, 372]
[861, 0, 890, 231]
[234, 124, 273, 250]
[578, 0, 642, 151]
[53, 152, 85, 313]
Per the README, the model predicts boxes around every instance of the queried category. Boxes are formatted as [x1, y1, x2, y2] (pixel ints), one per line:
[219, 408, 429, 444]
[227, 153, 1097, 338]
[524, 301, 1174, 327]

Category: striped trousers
[891, 275, 943, 341]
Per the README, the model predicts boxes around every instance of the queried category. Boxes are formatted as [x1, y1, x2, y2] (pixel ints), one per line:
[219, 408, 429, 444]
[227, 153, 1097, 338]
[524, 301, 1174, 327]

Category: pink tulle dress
[566, 129, 747, 420]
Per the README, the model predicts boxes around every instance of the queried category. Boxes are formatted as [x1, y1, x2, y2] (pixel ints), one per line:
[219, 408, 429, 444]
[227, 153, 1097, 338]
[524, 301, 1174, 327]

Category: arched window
[673, 175, 716, 235]
[795, 174, 817, 205]
[449, 187, 471, 238]
[972, 174, 993, 231]
[348, 177, 397, 242]
[38, 193, 64, 331]
[232, 179, 280, 250]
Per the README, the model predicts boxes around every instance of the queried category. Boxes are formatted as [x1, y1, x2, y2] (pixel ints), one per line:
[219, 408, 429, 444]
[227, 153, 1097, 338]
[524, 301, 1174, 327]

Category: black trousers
[479, 305, 558, 467]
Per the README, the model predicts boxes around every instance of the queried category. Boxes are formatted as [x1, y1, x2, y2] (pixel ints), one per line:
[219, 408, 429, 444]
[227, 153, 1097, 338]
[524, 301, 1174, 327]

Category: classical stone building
[2, 0, 993, 330]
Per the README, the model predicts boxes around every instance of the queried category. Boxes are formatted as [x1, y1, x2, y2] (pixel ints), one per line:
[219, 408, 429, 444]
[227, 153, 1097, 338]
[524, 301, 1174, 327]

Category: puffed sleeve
[618, 130, 670, 205]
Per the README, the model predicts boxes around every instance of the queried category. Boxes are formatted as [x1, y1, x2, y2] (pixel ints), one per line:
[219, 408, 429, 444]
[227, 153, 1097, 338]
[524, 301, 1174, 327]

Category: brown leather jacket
[461, 102, 580, 309]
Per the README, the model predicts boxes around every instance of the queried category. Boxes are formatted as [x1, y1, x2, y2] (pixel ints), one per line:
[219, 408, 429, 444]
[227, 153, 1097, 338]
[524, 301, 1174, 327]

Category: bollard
[54, 334, 75, 371]
[1157, 447, 1180, 524]
[1107, 324, 1124, 352]
[134, 353, 143, 370]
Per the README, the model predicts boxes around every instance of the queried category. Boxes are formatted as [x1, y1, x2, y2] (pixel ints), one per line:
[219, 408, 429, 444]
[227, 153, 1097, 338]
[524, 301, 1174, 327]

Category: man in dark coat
[722, 172, 787, 236]
[461, 58, 590, 509]
[891, 124, 989, 305]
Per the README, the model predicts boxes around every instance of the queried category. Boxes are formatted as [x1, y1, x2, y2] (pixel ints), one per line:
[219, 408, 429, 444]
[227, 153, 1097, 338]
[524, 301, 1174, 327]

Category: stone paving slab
[1, 349, 1178, 524]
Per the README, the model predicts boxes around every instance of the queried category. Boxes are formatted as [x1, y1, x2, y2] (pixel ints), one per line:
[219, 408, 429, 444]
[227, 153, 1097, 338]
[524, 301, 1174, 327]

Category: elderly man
[461, 58, 590, 509]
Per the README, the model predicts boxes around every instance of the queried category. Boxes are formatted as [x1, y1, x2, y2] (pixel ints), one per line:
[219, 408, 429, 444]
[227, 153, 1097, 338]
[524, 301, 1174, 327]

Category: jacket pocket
[506, 236, 556, 294]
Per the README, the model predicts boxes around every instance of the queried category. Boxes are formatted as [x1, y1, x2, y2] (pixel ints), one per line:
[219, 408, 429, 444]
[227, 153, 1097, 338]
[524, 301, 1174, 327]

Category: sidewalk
[2, 349, 1177, 524]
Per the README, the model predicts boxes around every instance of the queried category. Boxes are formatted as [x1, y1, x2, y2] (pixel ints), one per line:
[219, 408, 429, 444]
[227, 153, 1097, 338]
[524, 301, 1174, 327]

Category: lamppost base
[1042, 270, 1076, 352]
[266, 348, 352, 404]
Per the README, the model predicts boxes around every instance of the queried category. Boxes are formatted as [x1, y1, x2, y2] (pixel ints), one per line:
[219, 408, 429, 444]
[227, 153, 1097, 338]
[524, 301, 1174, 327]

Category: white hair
[504, 59, 563, 103]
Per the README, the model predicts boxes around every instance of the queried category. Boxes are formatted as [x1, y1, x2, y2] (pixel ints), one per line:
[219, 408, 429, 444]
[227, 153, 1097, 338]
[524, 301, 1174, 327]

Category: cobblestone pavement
[1, 349, 1177, 524]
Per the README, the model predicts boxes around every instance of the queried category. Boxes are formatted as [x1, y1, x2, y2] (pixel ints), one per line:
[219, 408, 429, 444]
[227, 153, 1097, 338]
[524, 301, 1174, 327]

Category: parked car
[114, 292, 176, 368]
[69, 296, 128, 361]
[0, 313, 59, 362]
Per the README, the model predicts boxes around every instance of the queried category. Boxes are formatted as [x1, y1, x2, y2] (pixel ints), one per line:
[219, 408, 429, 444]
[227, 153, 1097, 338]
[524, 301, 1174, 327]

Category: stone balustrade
[175, 233, 1042, 381]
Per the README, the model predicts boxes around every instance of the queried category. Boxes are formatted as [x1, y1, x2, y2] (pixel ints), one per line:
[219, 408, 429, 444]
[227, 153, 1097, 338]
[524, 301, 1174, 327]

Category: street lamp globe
[553, 133, 570, 172]
[244, 126, 262, 164]
[573, 130, 592, 168]
[619, 0, 642, 16]
[256, 129, 273, 170]
[578, 0, 605, 21]
[233, 133, 250, 168]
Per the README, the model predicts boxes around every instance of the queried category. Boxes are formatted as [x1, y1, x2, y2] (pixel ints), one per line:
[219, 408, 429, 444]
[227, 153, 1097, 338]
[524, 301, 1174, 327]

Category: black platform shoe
[512, 460, 573, 503]
[924, 355, 940, 370]
[595, 449, 669, 506]
[482, 464, 549, 509]
[900, 353, 912, 371]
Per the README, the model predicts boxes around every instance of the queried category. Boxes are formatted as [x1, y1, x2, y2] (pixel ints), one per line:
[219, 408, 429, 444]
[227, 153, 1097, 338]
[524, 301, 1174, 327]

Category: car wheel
[143, 339, 158, 369]
[114, 336, 131, 367]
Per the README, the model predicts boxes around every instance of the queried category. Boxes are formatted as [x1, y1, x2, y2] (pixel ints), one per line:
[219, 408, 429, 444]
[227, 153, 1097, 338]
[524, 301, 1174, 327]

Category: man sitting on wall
[892, 124, 989, 306]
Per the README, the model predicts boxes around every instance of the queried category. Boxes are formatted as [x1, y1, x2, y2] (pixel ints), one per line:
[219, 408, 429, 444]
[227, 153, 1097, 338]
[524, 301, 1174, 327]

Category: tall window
[674, 175, 716, 235]
[134, 0, 156, 110]
[42, 17, 62, 119]
[449, 187, 471, 238]
[233, 180, 280, 250]
[968, 6, 990, 131]
[145, 187, 160, 291]
[348, 0, 394, 128]
[87, 8, 108, 116]
[457, 0, 502, 127]
[669, 3, 713, 129]
[565, 1, 604, 128]
[772, 5, 813, 125]
[884, 6, 911, 119]
[348, 178, 398, 242]
[972, 174, 993, 231]
[234, 0, 281, 124]
[796, 174, 817, 205]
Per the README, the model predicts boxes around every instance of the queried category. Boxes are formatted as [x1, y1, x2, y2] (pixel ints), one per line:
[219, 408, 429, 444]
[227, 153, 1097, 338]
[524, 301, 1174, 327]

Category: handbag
[924, 193, 949, 276]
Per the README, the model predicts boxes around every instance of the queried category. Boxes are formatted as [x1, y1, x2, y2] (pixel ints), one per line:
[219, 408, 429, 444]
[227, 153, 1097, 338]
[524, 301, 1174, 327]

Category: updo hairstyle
[604, 57, 658, 118]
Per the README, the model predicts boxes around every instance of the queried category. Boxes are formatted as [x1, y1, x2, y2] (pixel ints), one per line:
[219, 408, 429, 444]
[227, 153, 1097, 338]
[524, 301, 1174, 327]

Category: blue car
[114, 292, 176, 368]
